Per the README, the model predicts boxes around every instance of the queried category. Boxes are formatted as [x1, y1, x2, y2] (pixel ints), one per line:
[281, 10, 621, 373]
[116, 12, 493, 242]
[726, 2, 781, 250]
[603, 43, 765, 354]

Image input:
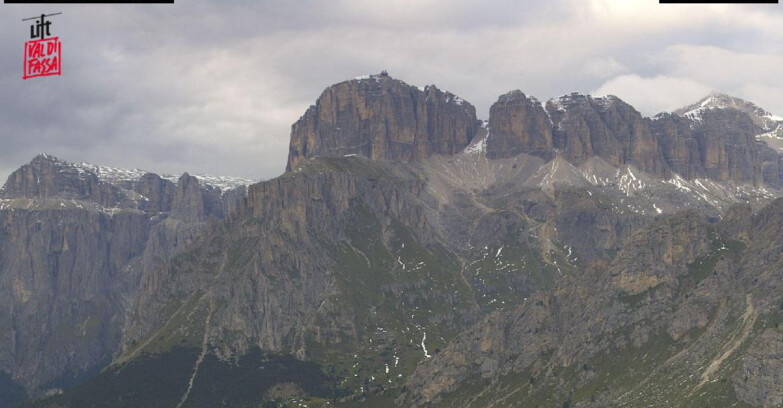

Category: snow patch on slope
[616, 166, 645, 196]
[463, 137, 487, 155]
[421, 332, 431, 358]
[190, 174, 257, 191]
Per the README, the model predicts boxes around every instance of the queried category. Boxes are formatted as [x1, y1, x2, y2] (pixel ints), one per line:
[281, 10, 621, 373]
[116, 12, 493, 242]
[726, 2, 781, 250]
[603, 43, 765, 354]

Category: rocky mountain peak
[675, 93, 783, 155]
[677, 92, 748, 112]
[31, 153, 66, 165]
[677, 92, 759, 115]
[485, 91, 654, 167]
[495, 89, 539, 104]
[285, 73, 478, 171]
[676, 92, 783, 130]
[651, 94, 783, 186]
[1, 153, 100, 200]
[486, 90, 553, 160]
[0, 154, 254, 221]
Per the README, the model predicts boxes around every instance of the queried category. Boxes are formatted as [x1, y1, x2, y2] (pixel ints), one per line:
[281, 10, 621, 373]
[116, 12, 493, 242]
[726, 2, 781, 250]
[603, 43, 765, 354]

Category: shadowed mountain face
[0, 155, 250, 406]
[5, 75, 783, 408]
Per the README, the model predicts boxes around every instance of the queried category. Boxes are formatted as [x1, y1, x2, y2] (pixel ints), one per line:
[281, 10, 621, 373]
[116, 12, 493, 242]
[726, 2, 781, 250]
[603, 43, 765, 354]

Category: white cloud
[645, 45, 783, 114]
[594, 41, 783, 118]
[593, 75, 711, 116]
[657, 45, 783, 87]
[582, 57, 628, 79]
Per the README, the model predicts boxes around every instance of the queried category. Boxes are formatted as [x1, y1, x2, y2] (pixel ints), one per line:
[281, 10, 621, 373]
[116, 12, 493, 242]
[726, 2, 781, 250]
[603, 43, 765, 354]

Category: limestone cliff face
[286, 74, 478, 171]
[734, 329, 783, 408]
[609, 210, 711, 295]
[546, 93, 669, 177]
[480, 91, 782, 188]
[651, 110, 767, 185]
[692, 109, 761, 183]
[0, 208, 148, 395]
[0, 155, 248, 397]
[171, 173, 206, 222]
[648, 113, 702, 179]
[135, 173, 174, 214]
[486, 90, 553, 160]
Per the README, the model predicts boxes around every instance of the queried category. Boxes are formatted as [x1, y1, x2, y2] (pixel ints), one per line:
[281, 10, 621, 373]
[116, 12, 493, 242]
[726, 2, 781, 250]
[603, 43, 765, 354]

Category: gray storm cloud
[1, 0, 782, 183]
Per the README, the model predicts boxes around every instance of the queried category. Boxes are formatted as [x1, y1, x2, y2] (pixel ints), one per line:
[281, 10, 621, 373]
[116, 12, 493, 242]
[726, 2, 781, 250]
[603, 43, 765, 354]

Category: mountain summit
[286, 73, 479, 171]
[675, 92, 783, 151]
[675, 92, 783, 128]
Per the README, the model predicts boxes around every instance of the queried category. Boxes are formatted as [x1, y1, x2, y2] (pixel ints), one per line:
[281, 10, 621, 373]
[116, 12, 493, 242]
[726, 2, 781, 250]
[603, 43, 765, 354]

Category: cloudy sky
[1, 0, 782, 182]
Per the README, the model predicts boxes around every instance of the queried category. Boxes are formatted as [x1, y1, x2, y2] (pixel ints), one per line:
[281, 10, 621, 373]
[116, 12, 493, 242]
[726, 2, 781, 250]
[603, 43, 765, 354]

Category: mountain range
[2, 73, 783, 407]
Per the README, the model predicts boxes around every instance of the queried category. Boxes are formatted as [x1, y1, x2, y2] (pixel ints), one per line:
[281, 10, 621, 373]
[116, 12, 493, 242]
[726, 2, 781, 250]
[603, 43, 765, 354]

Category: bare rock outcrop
[286, 74, 478, 170]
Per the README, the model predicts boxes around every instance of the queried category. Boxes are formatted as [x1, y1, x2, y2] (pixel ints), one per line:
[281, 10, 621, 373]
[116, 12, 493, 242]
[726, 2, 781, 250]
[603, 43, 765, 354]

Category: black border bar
[660, 0, 777, 3]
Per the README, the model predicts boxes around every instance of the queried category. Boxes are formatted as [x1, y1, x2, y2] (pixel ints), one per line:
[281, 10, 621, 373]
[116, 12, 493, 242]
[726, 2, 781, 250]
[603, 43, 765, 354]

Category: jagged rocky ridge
[6, 74, 783, 408]
[289, 76, 782, 188]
